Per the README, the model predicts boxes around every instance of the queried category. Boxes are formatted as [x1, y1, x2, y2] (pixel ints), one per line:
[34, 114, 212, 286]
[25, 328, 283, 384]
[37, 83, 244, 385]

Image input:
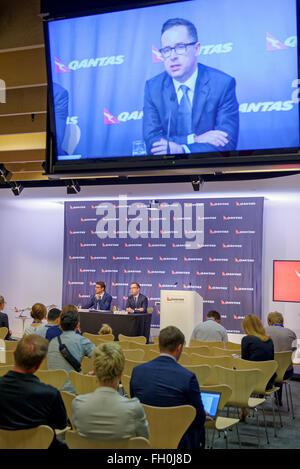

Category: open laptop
[200, 391, 221, 419]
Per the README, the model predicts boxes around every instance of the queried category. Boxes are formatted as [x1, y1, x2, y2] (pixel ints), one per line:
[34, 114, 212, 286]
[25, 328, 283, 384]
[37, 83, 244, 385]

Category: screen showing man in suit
[143, 18, 239, 155]
[125, 282, 148, 314]
[47, 0, 299, 160]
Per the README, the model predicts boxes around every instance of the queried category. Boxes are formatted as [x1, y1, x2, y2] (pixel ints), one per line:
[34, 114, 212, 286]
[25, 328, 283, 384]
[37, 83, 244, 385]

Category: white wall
[1, 175, 300, 339]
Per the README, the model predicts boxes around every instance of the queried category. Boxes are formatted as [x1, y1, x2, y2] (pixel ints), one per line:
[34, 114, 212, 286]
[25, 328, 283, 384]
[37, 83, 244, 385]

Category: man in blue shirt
[47, 305, 95, 394]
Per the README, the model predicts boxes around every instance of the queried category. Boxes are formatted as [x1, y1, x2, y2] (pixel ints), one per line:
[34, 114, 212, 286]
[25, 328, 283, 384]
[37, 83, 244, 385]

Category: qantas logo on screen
[54, 56, 125, 72]
[104, 108, 143, 124]
[239, 101, 295, 113]
[266, 33, 297, 51]
[152, 46, 163, 62]
[55, 57, 71, 73]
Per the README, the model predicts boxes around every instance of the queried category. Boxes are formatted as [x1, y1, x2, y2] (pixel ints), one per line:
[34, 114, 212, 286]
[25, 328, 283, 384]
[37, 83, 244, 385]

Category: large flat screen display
[45, 0, 299, 169]
[273, 260, 300, 302]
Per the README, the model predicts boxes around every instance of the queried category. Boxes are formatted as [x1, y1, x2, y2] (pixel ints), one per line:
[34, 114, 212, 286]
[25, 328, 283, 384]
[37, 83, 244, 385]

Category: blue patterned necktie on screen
[177, 85, 192, 136]
[133, 296, 137, 309]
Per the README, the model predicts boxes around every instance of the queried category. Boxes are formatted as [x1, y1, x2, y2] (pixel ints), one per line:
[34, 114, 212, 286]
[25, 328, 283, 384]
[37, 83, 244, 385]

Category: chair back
[81, 356, 94, 374]
[4, 350, 15, 365]
[35, 369, 68, 390]
[183, 364, 211, 386]
[212, 347, 235, 357]
[123, 359, 145, 378]
[142, 404, 196, 449]
[128, 342, 158, 351]
[0, 365, 13, 376]
[143, 349, 160, 362]
[274, 351, 293, 383]
[98, 334, 115, 342]
[177, 352, 191, 366]
[190, 354, 235, 385]
[189, 339, 224, 348]
[118, 334, 147, 344]
[69, 370, 98, 394]
[184, 346, 210, 356]
[38, 359, 48, 371]
[60, 391, 75, 425]
[121, 374, 131, 397]
[123, 349, 145, 362]
[65, 430, 151, 449]
[213, 366, 262, 407]
[82, 333, 103, 346]
[4, 340, 19, 351]
[232, 359, 278, 394]
[117, 341, 133, 350]
[0, 328, 8, 340]
[0, 425, 54, 449]
[225, 341, 241, 351]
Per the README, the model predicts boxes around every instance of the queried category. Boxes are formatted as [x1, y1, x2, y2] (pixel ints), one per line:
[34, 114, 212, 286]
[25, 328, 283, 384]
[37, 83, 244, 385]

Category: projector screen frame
[43, 0, 300, 178]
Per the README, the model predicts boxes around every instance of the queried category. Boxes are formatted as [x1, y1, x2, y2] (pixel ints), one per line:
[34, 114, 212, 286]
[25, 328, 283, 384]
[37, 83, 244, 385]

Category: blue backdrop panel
[62, 197, 264, 334]
[48, 0, 299, 159]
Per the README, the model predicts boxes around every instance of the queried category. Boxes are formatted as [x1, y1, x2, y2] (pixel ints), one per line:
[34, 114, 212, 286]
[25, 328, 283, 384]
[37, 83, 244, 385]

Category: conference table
[78, 309, 152, 343]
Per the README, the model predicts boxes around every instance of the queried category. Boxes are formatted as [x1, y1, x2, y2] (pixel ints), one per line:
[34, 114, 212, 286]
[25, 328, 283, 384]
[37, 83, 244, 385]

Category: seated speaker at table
[125, 282, 148, 314]
[83, 281, 112, 311]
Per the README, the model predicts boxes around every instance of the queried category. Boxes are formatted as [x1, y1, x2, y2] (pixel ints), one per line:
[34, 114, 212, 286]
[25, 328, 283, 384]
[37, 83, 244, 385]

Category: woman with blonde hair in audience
[240, 314, 276, 421]
[98, 323, 112, 336]
[24, 303, 47, 336]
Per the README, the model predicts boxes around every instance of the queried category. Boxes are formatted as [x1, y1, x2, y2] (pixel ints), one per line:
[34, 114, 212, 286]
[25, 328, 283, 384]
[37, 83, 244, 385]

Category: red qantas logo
[266, 32, 289, 51]
[152, 45, 163, 63]
[104, 108, 120, 124]
[54, 57, 71, 73]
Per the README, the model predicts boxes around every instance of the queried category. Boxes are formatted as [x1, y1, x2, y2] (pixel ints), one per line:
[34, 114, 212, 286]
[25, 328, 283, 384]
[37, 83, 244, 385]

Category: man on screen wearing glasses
[143, 18, 239, 156]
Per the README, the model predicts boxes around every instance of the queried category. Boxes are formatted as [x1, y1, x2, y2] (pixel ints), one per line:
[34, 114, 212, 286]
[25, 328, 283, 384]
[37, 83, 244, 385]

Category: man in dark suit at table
[83, 281, 112, 311]
[130, 325, 207, 449]
[125, 282, 148, 314]
[143, 18, 239, 156]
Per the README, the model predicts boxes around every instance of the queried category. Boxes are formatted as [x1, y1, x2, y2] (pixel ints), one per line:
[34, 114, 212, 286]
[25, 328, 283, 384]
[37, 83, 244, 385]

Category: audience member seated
[130, 325, 206, 450]
[47, 305, 95, 394]
[265, 311, 297, 405]
[0, 295, 12, 339]
[190, 310, 228, 343]
[0, 334, 68, 449]
[72, 342, 149, 441]
[98, 323, 113, 336]
[240, 314, 276, 421]
[24, 303, 47, 335]
[36, 308, 62, 341]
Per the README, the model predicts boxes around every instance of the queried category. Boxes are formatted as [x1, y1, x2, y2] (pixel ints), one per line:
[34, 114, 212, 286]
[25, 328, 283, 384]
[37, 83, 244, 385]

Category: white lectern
[160, 290, 203, 343]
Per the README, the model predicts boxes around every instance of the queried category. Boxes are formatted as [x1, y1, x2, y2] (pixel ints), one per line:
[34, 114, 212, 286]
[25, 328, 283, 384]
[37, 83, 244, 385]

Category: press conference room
[0, 0, 299, 455]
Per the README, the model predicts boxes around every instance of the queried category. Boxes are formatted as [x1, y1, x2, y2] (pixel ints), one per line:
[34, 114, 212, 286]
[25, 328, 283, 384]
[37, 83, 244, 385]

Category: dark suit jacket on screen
[130, 355, 206, 449]
[143, 63, 239, 154]
[125, 294, 148, 314]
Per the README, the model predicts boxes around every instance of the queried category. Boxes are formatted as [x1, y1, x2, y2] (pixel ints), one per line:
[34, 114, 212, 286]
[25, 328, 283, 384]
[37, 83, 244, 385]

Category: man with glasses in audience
[143, 18, 239, 155]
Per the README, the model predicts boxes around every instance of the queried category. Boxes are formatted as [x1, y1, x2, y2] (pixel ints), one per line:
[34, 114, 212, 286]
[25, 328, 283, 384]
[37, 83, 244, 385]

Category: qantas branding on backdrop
[55, 56, 125, 72]
[104, 97, 296, 124]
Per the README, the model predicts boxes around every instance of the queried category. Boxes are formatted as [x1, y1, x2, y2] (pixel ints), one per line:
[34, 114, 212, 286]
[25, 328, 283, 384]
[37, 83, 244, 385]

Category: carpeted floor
[206, 378, 300, 449]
